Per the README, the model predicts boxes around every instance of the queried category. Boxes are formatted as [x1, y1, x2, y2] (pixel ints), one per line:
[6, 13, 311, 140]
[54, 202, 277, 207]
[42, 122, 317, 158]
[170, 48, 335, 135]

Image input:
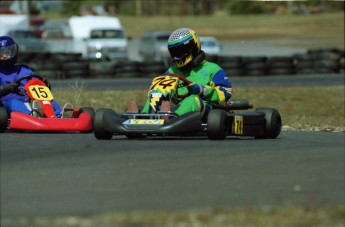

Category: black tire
[244, 68, 267, 76]
[140, 61, 166, 77]
[51, 53, 82, 63]
[255, 107, 282, 139]
[0, 107, 8, 133]
[267, 68, 296, 76]
[89, 61, 116, 78]
[267, 56, 295, 75]
[217, 56, 243, 64]
[225, 68, 245, 77]
[64, 68, 89, 79]
[207, 109, 228, 140]
[93, 108, 113, 140]
[242, 56, 267, 64]
[79, 107, 95, 120]
[36, 69, 61, 79]
[79, 107, 95, 133]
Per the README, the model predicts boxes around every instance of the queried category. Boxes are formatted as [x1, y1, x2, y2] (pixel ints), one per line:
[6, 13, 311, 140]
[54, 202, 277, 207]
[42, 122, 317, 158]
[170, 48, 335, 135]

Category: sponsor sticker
[123, 119, 164, 125]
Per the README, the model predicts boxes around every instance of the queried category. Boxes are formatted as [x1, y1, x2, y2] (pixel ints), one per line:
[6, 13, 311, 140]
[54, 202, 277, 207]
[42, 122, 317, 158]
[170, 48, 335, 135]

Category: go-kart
[93, 73, 282, 140]
[0, 74, 94, 133]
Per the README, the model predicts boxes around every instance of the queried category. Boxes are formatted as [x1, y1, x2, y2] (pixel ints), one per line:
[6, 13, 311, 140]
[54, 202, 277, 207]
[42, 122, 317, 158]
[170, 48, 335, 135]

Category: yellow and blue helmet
[167, 28, 201, 68]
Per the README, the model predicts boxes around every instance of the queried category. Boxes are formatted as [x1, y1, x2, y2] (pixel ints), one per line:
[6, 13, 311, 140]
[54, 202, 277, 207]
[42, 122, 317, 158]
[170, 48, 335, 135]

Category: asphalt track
[1, 131, 344, 218]
[0, 74, 344, 220]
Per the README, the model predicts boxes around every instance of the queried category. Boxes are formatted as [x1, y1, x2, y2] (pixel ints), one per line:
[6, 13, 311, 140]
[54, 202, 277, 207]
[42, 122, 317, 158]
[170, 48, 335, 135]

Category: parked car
[200, 36, 223, 58]
[6, 30, 49, 53]
[138, 31, 171, 65]
[68, 16, 129, 60]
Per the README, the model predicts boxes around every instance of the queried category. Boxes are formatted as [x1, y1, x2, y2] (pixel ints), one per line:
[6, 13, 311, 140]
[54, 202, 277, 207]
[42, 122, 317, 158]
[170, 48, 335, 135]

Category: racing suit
[0, 64, 62, 116]
[141, 60, 232, 119]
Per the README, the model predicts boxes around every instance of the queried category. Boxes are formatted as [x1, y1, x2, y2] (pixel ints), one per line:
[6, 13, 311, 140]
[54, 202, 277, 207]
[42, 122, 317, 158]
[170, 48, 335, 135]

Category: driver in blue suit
[0, 36, 69, 117]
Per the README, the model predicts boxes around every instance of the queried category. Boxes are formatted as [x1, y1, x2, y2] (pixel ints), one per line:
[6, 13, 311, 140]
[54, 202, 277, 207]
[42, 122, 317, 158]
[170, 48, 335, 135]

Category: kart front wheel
[79, 107, 95, 133]
[94, 108, 113, 140]
[0, 107, 8, 133]
[207, 109, 228, 140]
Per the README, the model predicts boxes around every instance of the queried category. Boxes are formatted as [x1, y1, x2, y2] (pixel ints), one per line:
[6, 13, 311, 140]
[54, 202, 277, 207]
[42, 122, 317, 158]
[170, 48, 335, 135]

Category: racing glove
[187, 83, 207, 97]
[0, 82, 19, 97]
[42, 78, 51, 90]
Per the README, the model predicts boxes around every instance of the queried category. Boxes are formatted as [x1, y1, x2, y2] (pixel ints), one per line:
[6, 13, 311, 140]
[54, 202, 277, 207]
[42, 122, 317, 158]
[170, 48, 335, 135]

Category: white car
[7, 30, 49, 53]
[138, 31, 171, 64]
[200, 36, 223, 57]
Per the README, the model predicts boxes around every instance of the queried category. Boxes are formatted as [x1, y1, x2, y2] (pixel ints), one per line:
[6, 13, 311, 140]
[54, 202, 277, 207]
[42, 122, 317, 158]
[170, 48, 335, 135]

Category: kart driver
[0, 36, 72, 117]
[135, 28, 232, 119]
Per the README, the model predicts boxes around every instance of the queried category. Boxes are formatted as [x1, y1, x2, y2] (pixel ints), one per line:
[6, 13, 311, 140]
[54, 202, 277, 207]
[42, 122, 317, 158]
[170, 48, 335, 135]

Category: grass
[53, 85, 345, 132]
[3, 205, 345, 227]
[119, 12, 344, 48]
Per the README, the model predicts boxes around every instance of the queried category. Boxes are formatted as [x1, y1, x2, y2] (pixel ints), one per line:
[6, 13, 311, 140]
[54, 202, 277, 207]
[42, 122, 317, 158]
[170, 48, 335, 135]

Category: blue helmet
[0, 36, 18, 68]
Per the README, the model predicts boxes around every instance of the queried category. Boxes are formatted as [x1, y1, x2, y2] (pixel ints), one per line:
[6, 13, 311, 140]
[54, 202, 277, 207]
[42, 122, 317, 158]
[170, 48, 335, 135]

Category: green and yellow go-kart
[93, 73, 281, 140]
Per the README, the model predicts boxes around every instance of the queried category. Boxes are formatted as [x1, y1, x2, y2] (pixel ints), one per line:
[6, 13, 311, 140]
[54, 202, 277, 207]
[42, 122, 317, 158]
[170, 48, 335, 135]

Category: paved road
[1, 131, 344, 218]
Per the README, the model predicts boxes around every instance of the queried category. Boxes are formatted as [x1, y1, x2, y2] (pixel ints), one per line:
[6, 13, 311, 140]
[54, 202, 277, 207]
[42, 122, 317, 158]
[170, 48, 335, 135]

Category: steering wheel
[15, 74, 45, 96]
[163, 73, 192, 98]
[15, 74, 44, 84]
[164, 73, 191, 85]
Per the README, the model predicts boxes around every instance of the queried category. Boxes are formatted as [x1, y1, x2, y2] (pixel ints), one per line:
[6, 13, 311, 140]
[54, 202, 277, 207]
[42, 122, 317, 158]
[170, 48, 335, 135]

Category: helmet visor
[0, 43, 17, 61]
[168, 39, 196, 58]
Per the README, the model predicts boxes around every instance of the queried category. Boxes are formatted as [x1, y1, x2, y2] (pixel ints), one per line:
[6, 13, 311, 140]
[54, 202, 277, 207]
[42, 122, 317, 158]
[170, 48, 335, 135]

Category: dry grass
[54, 85, 344, 132]
[3, 205, 344, 227]
[119, 12, 344, 48]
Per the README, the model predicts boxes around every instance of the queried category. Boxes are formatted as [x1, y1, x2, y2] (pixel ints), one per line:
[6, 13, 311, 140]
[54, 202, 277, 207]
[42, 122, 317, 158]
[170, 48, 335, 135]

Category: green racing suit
[141, 60, 232, 118]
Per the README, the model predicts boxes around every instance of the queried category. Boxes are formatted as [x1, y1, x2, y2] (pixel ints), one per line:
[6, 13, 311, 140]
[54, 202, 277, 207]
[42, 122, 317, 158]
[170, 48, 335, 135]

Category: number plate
[28, 85, 53, 100]
[233, 115, 243, 135]
[123, 119, 164, 125]
[150, 75, 179, 91]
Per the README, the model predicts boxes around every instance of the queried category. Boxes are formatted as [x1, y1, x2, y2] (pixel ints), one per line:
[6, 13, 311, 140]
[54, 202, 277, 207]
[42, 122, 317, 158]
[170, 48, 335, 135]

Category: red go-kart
[0, 74, 94, 133]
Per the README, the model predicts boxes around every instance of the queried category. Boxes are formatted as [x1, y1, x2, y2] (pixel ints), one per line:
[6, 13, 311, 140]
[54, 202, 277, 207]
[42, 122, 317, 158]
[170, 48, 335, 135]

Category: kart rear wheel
[94, 108, 113, 140]
[207, 109, 228, 140]
[255, 107, 282, 139]
[0, 107, 8, 133]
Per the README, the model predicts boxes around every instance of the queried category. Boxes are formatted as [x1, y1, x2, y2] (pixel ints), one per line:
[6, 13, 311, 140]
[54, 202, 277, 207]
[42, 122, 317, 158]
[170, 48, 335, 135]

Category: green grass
[119, 12, 344, 48]
[54, 85, 344, 132]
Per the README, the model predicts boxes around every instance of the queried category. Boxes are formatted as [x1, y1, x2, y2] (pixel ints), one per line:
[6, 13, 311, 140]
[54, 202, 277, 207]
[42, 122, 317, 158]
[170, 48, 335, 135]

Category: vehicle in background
[6, 29, 49, 53]
[200, 36, 223, 58]
[138, 31, 171, 65]
[0, 14, 29, 35]
[68, 16, 128, 61]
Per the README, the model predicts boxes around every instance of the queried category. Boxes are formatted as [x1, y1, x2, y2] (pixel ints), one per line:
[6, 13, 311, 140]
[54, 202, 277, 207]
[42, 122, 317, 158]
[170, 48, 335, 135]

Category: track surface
[1, 131, 344, 218]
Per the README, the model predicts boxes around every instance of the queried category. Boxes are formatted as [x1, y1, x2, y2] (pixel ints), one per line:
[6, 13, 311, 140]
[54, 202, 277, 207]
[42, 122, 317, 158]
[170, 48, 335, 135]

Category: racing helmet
[168, 28, 201, 68]
[0, 36, 18, 68]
